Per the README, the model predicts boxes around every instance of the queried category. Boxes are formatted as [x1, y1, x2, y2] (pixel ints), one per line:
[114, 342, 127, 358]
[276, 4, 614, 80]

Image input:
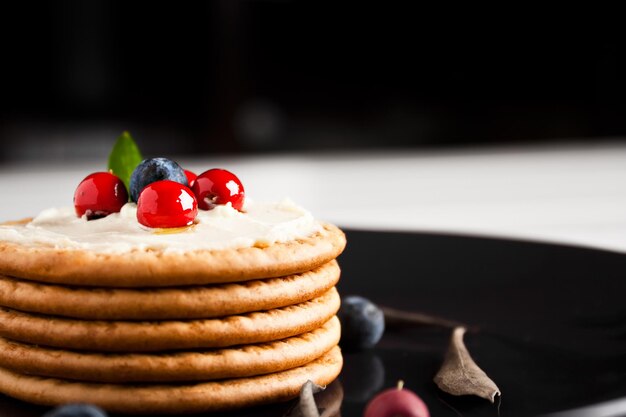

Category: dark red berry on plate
[364, 381, 429, 417]
[191, 168, 245, 211]
[74, 172, 128, 220]
[184, 169, 197, 188]
[136, 180, 197, 228]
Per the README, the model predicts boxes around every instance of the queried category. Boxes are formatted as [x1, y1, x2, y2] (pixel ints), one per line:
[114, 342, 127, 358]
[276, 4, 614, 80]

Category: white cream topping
[0, 199, 321, 253]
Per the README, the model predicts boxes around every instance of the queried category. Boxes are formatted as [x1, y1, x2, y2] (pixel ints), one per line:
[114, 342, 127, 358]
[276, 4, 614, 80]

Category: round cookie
[0, 288, 340, 352]
[0, 261, 340, 320]
[0, 346, 343, 414]
[0, 222, 346, 287]
[0, 317, 340, 382]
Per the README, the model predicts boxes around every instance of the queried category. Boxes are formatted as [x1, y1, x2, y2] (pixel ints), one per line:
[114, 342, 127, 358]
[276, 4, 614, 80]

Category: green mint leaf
[108, 131, 143, 193]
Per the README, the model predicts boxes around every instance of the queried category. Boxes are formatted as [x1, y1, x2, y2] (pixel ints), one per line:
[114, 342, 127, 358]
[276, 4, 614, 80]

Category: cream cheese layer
[0, 199, 321, 253]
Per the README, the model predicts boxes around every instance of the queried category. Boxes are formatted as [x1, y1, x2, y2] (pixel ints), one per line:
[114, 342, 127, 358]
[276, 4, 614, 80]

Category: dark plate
[2, 229, 625, 417]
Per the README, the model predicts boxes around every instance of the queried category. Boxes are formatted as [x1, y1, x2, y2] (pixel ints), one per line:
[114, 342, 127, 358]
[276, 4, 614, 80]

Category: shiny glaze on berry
[136, 180, 198, 228]
[74, 172, 128, 220]
[184, 169, 197, 188]
[191, 168, 245, 211]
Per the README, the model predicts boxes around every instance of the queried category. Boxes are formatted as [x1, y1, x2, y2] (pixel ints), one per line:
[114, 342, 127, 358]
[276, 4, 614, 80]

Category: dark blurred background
[1, 2, 625, 162]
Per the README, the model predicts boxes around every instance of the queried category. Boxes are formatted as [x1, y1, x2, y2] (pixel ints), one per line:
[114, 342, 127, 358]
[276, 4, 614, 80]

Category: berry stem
[397, 380, 405, 390]
[380, 306, 474, 331]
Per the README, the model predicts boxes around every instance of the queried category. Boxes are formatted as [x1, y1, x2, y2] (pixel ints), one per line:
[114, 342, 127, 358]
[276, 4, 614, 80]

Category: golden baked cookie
[0, 346, 343, 414]
[0, 288, 340, 352]
[0, 316, 340, 383]
[0, 261, 339, 320]
[0, 222, 346, 287]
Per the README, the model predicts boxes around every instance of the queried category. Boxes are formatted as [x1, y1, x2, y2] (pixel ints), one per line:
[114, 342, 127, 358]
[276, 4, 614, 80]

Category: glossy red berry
[74, 172, 128, 220]
[364, 382, 429, 417]
[191, 169, 245, 211]
[184, 169, 197, 188]
[136, 180, 198, 228]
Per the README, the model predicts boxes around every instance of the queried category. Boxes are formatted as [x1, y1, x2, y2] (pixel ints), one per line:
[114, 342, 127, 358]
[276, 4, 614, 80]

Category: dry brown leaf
[285, 381, 343, 417]
[303, 381, 325, 417]
[434, 327, 501, 403]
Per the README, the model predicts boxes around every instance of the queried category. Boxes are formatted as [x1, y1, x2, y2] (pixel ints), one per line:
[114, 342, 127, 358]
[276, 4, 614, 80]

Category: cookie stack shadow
[0, 252, 344, 413]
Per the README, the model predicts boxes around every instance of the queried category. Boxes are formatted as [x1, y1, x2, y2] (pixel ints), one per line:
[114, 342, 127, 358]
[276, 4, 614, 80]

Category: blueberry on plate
[338, 295, 385, 350]
[43, 403, 108, 417]
[129, 157, 188, 202]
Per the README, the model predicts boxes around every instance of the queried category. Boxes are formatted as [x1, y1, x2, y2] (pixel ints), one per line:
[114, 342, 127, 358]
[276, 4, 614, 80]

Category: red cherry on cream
[191, 168, 245, 211]
[74, 172, 128, 220]
[136, 180, 197, 228]
[184, 169, 197, 188]
[364, 381, 429, 417]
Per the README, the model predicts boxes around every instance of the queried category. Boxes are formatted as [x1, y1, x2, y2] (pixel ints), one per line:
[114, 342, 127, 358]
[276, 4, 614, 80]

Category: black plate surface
[1, 230, 625, 417]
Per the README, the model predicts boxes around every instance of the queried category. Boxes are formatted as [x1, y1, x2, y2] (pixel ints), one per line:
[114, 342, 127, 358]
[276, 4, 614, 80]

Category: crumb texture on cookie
[0, 317, 340, 382]
[0, 261, 340, 320]
[0, 288, 340, 352]
[0, 346, 343, 414]
[0, 223, 346, 286]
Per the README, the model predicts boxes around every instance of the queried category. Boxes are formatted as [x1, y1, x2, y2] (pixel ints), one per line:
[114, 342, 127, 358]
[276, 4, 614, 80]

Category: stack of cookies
[0, 219, 346, 414]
